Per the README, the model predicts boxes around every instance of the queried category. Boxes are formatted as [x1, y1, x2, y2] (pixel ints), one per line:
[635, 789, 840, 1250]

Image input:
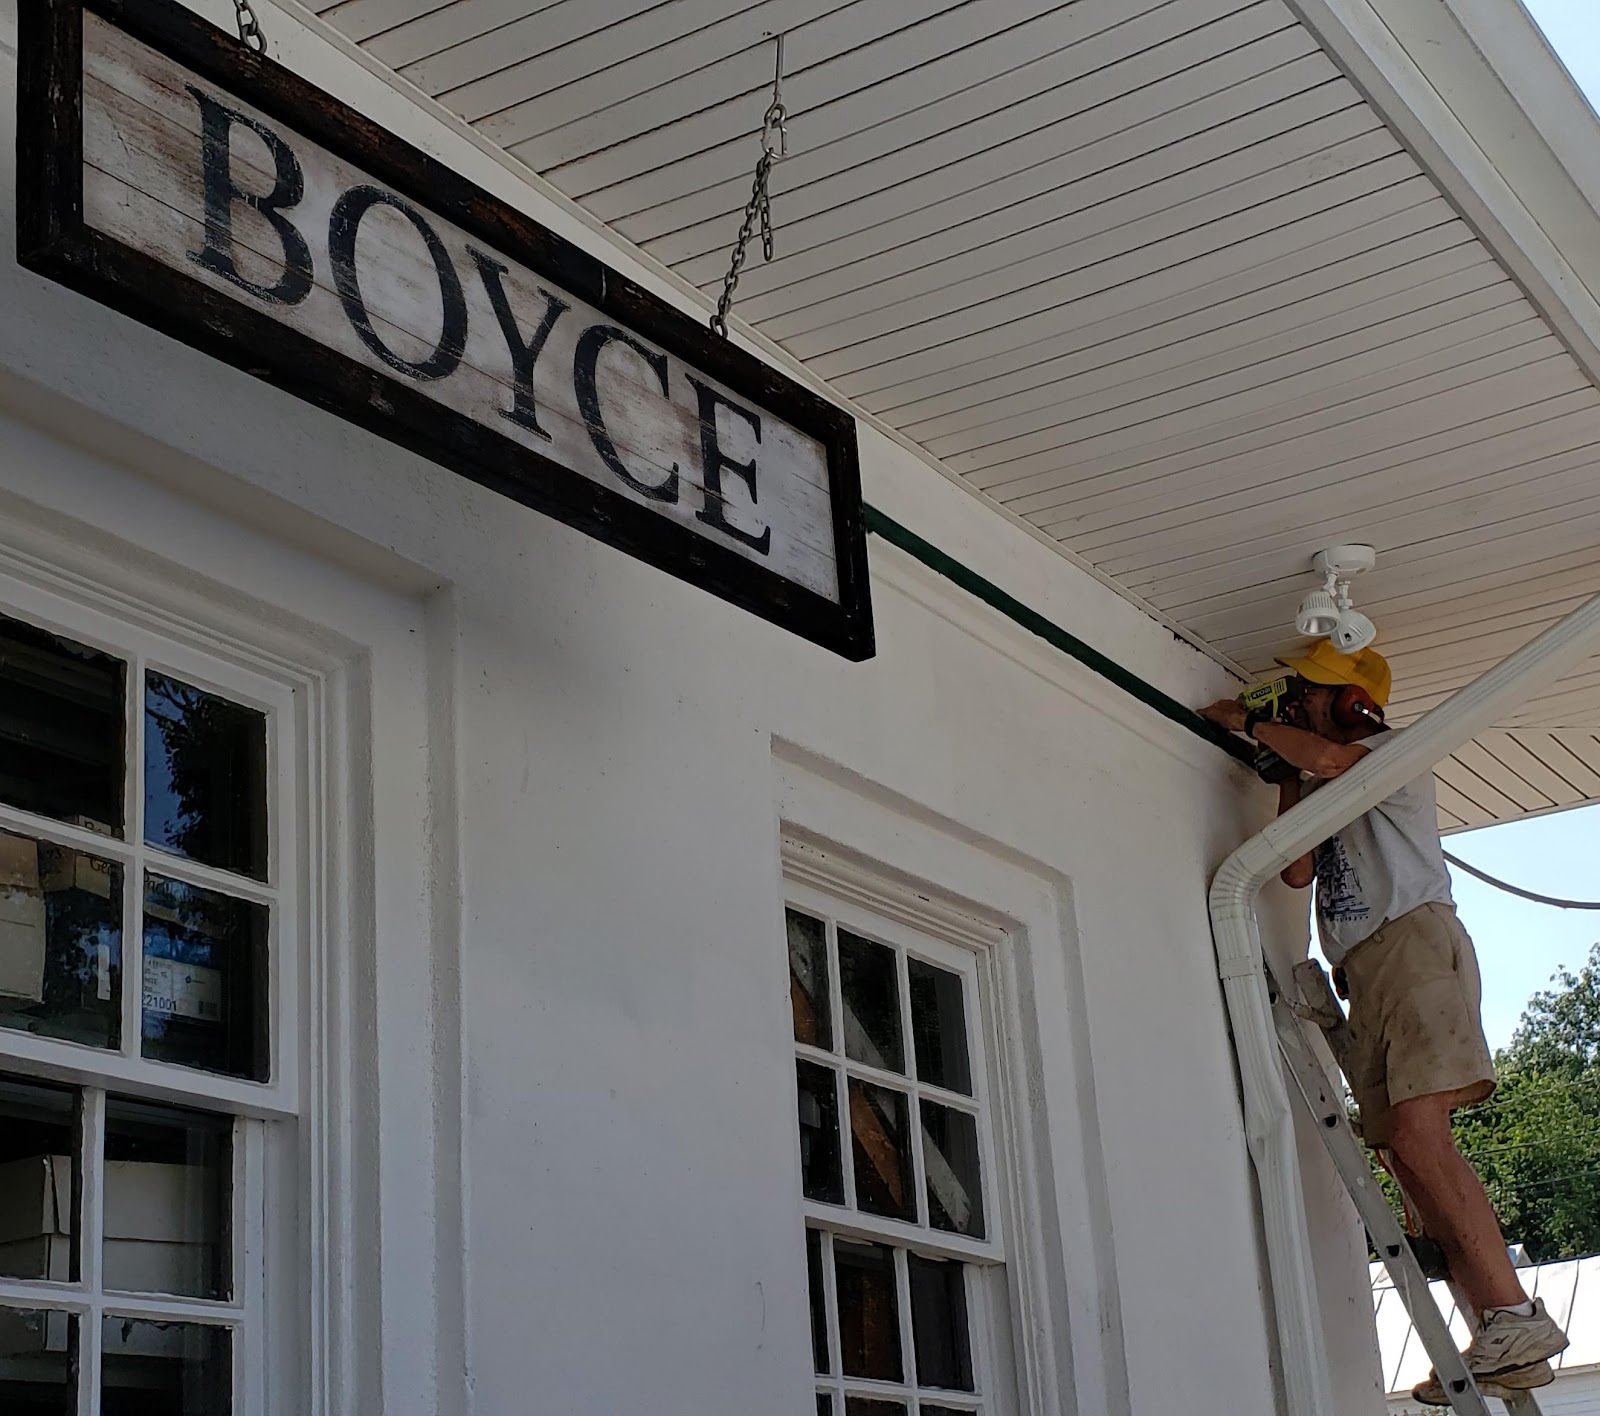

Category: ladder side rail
[1270, 983, 1492, 1416]
[1290, 963, 1546, 1414]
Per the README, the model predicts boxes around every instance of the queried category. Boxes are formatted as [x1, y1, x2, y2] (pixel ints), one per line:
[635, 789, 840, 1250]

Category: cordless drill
[1237, 675, 1303, 784]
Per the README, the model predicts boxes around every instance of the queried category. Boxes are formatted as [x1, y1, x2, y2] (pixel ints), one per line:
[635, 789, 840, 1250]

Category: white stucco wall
[0, 3, 1386, 1413]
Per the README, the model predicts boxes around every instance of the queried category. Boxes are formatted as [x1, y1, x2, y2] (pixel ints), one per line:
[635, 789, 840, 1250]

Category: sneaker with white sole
[1464, 1298, 1569, 1376]
[1411, 1358, 1554, 1406]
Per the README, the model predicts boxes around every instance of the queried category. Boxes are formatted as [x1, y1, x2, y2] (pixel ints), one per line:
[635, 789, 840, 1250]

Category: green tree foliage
[1460, 942, 1600, 1261]
[1366, 942, 1600, 1262]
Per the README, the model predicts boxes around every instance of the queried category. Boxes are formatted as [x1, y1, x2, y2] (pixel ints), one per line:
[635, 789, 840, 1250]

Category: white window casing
[783, 837, 1031, 1416]
[0, 512, 402, 1416]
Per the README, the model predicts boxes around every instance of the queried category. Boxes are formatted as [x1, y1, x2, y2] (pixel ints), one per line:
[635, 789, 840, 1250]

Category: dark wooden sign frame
[16, 0, 874, 661]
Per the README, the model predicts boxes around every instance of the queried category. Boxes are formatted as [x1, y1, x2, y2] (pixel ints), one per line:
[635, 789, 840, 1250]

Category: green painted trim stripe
[864, 506, 1255, 765]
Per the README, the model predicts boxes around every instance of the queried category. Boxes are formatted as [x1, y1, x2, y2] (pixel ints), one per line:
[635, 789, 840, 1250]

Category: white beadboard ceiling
[308, 0, 1600, 832]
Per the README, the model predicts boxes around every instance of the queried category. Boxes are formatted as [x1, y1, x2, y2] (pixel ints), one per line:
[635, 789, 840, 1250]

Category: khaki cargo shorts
[1343, 900, 1496, 1148]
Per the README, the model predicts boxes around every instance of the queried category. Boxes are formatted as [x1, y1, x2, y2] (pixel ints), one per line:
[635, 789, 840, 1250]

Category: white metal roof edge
[256, 0, 1250, 679]
[1283, 0, 1600, 394]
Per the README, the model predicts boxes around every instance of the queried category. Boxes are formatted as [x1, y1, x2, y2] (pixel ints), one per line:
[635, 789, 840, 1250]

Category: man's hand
[1198, 698, 1248, 733]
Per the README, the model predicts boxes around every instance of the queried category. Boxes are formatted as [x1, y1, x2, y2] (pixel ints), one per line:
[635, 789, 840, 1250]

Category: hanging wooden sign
[17, 0, 874, 660]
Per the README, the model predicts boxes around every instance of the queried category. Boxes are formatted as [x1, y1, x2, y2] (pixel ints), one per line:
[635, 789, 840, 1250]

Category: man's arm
[1197, 700, 1370, 778]
[1253, 719, 1369, 779]
[1277, 776, 1315, 888]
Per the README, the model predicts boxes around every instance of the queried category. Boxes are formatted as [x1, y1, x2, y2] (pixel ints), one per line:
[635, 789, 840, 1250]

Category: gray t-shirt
[1310, 730, 1455, 966]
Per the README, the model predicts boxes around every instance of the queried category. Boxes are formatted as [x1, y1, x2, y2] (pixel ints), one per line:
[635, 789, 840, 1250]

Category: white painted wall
[0, 4, 1388, 1413]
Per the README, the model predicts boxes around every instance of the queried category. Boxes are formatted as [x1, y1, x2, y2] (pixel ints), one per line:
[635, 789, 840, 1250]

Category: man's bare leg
[1386, 1091, 1526, 1314]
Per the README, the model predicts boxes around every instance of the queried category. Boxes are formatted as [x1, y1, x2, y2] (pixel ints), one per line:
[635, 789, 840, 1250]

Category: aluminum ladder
[1270, 958, 1544, 1415]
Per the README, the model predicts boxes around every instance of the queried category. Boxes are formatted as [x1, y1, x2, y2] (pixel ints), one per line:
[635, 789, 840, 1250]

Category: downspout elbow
[1208, 838, 1292, 978]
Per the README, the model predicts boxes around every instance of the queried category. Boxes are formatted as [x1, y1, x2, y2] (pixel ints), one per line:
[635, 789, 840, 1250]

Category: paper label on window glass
[143, 958, 222, 1023]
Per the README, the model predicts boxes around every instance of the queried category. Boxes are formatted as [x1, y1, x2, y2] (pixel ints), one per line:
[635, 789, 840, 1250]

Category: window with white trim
[0, 601, 298, 1415]
[786, 885, 1009, 1416]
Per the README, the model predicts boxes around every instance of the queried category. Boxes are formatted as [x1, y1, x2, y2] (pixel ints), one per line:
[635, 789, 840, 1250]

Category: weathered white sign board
[19, 0, 874, 659]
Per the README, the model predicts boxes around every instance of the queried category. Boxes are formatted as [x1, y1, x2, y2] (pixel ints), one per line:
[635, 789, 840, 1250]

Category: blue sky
[1523, 0, 1600, 105]
[1444, 804, 1600, 1051]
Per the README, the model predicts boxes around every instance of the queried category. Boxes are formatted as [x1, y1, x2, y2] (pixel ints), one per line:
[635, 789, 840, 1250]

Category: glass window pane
[788, 909, 831, 1050]
[0, 832, 122, 1050]
[0, 1308, 76, 1414]
[142, 875, 268, 1082]
[101, 1317, 231, 1416]
[849, 1079, 915, 1223]
[0, 1077, 76, 1282]
[908, 958, 971, 1095]
[0, 614, 125, 836]
[843, 1400, 906, 1416]
[922, 1102, 985, 1239]
[805, 1228, 830, 1374]
[815, 1395, 832, 1416]
[909, 1255, 974, 1392]
[833, 1239, 901, 1382]
[145, 673, 267, 881]
[104, 1098, 230, 1300]
[796, 1061, 843, 1205]
[838, 930, 902, 1073]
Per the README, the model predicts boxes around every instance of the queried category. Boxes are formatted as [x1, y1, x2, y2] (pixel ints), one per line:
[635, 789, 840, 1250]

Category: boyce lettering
[179, 87, 766, 548]
[29, 2, 869, 659]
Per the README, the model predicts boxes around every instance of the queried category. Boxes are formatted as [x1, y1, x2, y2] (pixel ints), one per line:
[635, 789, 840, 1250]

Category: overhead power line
[1455, 1075, 1600, 1116]
[1484, 1164, 1600, 1196]
[1443, 851, 1600, 910]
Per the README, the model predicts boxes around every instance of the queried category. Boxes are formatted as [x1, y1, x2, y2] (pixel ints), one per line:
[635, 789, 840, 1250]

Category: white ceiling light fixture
[1296, 545, 1377, 650]
[1294, 580, 1340, 637]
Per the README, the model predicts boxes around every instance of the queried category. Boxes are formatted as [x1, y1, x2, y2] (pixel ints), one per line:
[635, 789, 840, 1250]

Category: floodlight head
[1296, 581, 1341, 637]
[1330, 608, 1377, 653]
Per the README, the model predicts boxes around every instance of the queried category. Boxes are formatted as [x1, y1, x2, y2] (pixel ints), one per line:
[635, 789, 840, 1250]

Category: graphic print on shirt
[1314, 836, 1370, 923]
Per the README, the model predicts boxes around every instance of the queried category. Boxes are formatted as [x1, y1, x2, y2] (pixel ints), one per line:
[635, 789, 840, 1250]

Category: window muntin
[787, 896, 1002, 1416]
[0, 1073, 251, 1416]
[0, 596, 298, 1416]
[0, 606, 287, 1103]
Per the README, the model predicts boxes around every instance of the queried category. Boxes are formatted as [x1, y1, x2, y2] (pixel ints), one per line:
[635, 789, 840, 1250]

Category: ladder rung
[1271, 983, 1497, 1416]
[1282, 962, 1547, 1415]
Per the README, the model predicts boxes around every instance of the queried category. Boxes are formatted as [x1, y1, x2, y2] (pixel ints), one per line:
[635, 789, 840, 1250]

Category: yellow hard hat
[1276, 641, 1392, 707]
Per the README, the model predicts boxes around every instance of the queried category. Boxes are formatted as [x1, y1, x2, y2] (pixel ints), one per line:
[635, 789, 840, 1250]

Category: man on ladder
[1202, 643, 1569, 1405]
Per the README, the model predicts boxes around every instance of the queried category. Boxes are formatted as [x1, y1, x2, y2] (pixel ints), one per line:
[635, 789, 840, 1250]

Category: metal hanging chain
[711, 35, 788, 338]
[233, 0, 267, 54]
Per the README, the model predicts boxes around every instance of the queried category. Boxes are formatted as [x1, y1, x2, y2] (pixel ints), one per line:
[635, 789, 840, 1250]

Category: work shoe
[1411, 1358, 1554, 1406]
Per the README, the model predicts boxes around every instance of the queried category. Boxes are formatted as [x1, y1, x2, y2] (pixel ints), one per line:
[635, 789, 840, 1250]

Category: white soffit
[304, 0, 1600, 829]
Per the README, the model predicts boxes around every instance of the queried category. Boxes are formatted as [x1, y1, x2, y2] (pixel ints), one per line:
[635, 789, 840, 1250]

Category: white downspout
[1209, 591, 1600, 1416]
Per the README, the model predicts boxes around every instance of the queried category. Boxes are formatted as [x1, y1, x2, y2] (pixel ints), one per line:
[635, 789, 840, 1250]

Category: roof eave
[1284, 0, 1600, 392]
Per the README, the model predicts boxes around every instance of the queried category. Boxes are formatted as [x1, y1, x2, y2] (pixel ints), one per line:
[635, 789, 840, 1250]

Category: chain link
[233, 0, 266, 53]
[710, 43, 788, 338]
[711, 146, 776, 339]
